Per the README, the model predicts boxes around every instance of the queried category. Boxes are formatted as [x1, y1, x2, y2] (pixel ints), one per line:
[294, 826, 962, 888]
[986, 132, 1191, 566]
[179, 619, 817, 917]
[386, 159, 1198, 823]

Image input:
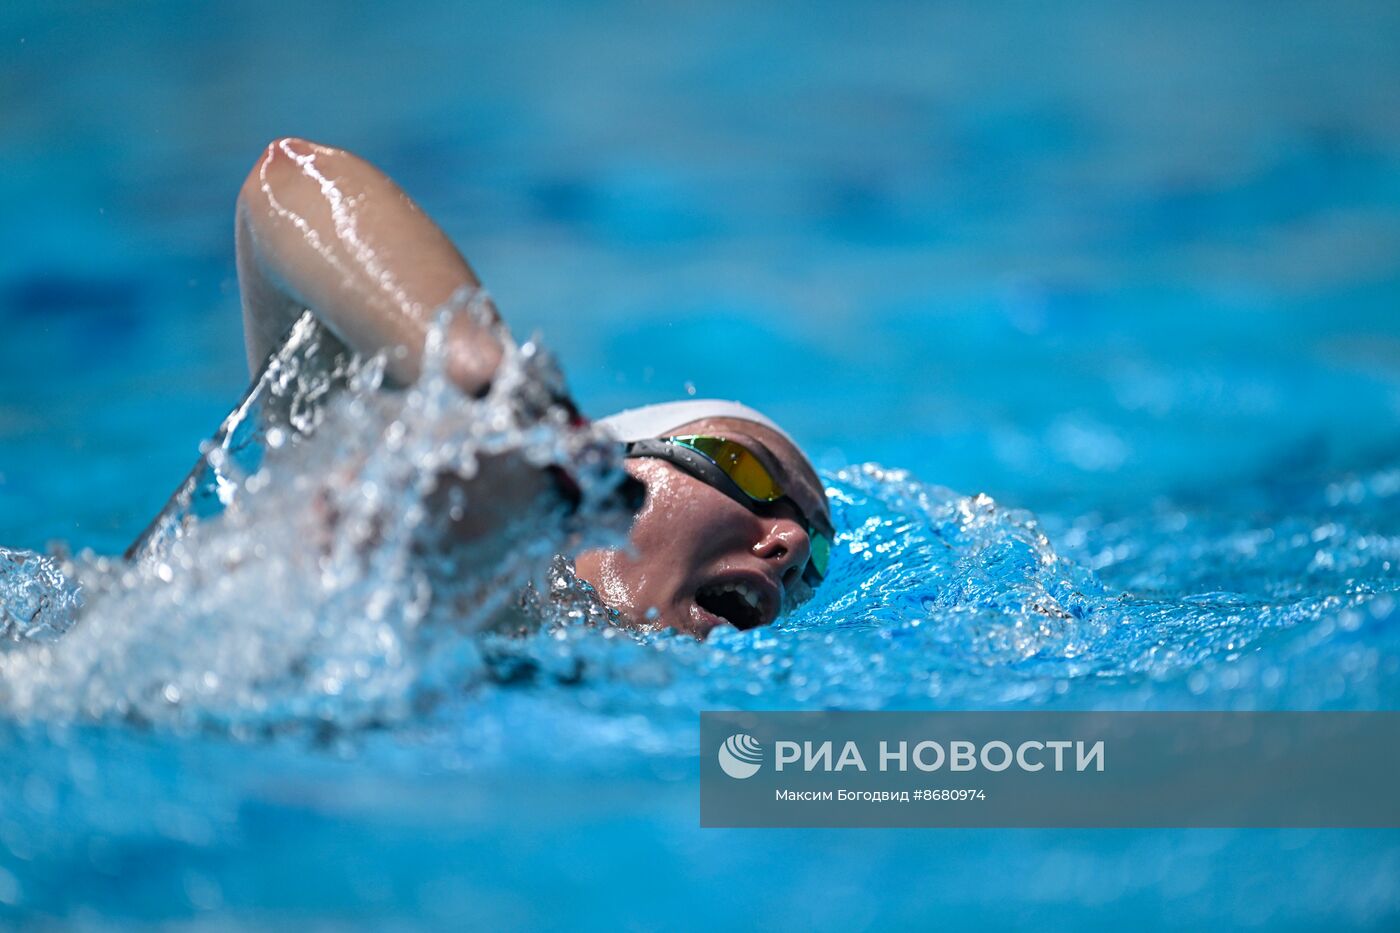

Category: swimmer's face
[573, 418, 828, 639]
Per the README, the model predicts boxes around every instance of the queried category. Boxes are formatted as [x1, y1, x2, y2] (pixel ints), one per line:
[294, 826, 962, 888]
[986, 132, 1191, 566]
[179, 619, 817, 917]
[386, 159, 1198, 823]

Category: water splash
[453, 459, 1399, 744]
[0, 290, 635, 732]
[2, 349, 1398, 932]
[1, 299, 1397, 740]
[0, 547, 81, 646]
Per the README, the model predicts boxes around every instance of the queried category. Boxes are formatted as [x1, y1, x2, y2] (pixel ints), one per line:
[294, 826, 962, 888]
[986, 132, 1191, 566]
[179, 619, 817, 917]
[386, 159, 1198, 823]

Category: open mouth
[694, 579, 771, 631]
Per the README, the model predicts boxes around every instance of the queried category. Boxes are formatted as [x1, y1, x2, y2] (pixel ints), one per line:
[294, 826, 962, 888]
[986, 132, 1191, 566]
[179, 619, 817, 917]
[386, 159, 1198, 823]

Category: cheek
[583, 549, 642, 617]
[573, 470, 702, 617]
[626, 469, 731, 566]
[577, 464, 753, 630]
[622, 492, 696, 583]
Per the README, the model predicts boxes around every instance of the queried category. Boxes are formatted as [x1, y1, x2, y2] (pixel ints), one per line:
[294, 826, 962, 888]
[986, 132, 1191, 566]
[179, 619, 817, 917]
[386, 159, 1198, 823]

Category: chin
[605, 591, 732, 640]
[618, 600, 714, 640]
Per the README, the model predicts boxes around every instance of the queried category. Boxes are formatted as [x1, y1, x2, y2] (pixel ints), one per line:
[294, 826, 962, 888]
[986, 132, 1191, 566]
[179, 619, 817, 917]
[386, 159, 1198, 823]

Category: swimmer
[187, 137, 833, 639]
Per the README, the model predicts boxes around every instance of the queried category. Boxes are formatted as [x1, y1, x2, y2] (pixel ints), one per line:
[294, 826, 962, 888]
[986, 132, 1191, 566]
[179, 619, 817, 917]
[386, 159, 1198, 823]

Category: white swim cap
[597, 399, 794, 445]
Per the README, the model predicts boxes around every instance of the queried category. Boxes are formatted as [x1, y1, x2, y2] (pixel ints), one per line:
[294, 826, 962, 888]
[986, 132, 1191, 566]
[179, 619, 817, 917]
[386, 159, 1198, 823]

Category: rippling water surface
[2, 1, 1399, 928]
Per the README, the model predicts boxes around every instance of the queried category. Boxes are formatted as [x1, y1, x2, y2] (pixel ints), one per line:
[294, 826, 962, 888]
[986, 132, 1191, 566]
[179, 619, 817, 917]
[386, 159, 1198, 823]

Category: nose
[752, 516, 811, 590]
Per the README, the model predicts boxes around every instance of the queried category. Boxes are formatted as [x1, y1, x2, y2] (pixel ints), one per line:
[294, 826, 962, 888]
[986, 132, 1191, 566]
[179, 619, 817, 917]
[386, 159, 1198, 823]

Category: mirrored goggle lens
[672, 436, 784, 501]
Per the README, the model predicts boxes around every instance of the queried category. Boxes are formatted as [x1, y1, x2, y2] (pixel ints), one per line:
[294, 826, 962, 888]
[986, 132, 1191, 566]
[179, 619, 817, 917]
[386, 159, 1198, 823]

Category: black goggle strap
[623, 438, 755, 511]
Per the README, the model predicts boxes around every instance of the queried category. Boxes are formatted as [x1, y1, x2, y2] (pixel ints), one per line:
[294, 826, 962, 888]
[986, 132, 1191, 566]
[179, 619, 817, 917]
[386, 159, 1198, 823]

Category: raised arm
[235, 137, 502, 393]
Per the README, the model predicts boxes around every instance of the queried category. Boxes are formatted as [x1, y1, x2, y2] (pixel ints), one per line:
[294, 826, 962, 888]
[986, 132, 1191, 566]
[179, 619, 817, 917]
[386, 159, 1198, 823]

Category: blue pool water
[3, 1, 1400, 928]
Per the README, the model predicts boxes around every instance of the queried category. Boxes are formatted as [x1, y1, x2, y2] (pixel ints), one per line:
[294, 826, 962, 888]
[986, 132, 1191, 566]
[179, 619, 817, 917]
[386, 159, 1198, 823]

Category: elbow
[237, 137, 374, 221]
[240, 137, 318, 210]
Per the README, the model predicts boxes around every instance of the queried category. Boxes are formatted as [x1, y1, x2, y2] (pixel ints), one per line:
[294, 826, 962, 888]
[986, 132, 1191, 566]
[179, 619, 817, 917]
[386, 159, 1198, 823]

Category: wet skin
[234, 138, 827, 639]
[573, 417, 829, 639]
[238, 137, 503, 393]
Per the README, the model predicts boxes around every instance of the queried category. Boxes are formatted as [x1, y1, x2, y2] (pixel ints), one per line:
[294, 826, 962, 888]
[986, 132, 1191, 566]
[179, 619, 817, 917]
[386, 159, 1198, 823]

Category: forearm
[235, 137, 502, 393]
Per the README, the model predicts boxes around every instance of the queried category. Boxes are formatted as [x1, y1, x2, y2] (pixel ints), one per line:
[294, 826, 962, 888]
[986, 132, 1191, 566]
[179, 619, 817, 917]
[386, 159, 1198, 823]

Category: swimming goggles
[624, 434, 832, 586]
